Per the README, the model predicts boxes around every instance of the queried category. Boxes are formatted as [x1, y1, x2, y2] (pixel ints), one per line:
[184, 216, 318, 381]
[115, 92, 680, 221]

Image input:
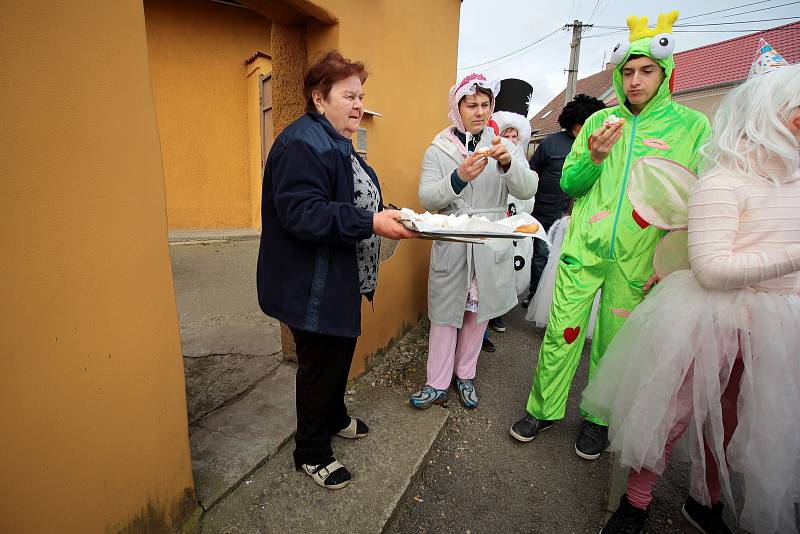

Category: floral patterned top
[351, 154, 380, 293]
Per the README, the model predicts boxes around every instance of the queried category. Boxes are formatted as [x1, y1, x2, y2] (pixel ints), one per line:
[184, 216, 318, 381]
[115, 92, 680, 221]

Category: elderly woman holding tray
[409, 73, 538, 410]
[257, 51, 416, 491]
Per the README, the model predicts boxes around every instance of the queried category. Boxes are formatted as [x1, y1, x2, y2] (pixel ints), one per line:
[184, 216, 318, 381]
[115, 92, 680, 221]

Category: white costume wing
[628, 156, 697, 230]
[652, 230, 689, 279]
[627, 157, 699, 277]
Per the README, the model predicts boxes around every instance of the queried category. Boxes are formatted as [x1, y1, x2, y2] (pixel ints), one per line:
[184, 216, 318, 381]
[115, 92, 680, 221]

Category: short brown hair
[304, 50, 368, 113]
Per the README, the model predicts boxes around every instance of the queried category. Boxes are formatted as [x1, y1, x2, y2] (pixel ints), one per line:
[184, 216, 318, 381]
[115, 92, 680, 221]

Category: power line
[575, 0, 585, 20]
[460, 33, 571, 73]
[456, 27, 563, 70]
[682, 0, 786, 20]
[591, 0, 800, 27]
[594, 16, 799, 29]
[587, 0, 601, 24]
[692, 0, 800, 21]
[566, 0, 577, 22]
[457, 0, 798, 73]
[676, 16, 800, 26]
[673, 27, 799, 32]
[582, 29, 627, 39]
[588, 0, 610, 24]
[596, 0, 611, 22]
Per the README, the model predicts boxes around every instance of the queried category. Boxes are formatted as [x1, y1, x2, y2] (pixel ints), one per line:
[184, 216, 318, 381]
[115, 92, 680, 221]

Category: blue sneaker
[456, 378, 478, 409]
[409, 385, 448, 409]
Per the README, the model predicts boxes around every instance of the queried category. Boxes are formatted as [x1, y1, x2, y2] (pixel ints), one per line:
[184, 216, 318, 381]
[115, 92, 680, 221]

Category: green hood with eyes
[611, 10, 678, 116]
[556, 7, 711, 295]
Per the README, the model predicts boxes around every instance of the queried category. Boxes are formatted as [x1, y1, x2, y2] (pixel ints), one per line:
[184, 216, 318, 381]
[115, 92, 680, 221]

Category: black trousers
[290, 327, 356, 468]
[528, 237, 551, 297]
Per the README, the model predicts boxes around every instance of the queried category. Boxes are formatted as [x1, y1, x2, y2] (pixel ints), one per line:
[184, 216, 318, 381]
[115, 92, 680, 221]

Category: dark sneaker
[509, 414, 553, 442]
[575, 420, 609, 460]
[681, 496, 733, 534]
[456, 378, 478, 409]
[482, 337, 496, 352]
[409, 385, 448, 410]
[520, 294, 533, 308]
[602, 494, 648, 533]
[489, 317, 506, 333]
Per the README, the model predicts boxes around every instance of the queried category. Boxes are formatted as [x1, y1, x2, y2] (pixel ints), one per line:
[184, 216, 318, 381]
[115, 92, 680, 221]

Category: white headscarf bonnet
[448, 73, 501, 133]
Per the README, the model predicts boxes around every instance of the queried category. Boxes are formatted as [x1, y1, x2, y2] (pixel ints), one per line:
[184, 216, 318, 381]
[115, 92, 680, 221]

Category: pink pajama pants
[627, 358, 744, 510]
[426, 311, 487, 390]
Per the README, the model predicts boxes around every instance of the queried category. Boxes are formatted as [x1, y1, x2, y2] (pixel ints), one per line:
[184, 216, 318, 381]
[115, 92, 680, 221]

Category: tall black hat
[493, 79, 533, 117]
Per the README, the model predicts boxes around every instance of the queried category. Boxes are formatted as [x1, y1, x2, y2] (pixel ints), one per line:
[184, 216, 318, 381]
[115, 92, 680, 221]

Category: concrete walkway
[201, 366, 448, 533]
[170, 239, 448, 533]
[169, 228, 260, 246]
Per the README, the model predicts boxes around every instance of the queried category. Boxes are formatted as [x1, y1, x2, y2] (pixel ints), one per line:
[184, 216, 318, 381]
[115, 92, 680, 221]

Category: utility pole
[564, 20, 592, 104]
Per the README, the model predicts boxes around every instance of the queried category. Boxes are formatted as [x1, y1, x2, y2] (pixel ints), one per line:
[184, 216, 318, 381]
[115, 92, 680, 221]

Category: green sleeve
[560, 117, 603, 197]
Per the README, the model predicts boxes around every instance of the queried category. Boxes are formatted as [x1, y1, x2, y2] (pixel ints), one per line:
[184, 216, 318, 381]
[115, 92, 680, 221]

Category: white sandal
[299, 460, 351, 490]
[335, 417, 369, 439]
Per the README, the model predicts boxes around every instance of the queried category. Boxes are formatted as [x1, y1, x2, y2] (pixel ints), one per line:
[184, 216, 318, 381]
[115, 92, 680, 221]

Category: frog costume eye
[610, 41, 630, 64]
[624, 11, 679, 61]
[650, 33, 675, 60]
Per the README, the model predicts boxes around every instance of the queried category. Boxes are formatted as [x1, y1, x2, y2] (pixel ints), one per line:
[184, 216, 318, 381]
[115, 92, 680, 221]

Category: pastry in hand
[603, 114, 624, 127]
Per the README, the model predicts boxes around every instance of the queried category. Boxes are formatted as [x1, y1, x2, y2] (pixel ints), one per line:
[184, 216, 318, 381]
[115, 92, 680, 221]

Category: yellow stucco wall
[144, 0, 271, 229]
[1, 2, 197, 532]
[271, 23, 310, 137]
[305, 0, 463, 375]
[145, 0, 460, 375]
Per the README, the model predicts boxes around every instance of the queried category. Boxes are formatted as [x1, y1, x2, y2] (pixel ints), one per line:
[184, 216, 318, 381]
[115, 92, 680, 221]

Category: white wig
[491, 111, 532, 149]
[702, 63, 800, 184]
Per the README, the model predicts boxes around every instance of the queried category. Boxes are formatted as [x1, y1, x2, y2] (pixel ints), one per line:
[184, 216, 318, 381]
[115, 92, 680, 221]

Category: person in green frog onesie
[510, 10, 711, 460]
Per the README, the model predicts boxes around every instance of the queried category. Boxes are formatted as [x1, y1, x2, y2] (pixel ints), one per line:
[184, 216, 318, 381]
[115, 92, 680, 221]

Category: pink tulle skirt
[581, 270, 800, 534]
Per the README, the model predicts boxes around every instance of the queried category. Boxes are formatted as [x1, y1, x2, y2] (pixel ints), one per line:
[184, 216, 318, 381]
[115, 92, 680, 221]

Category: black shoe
[509, 414, 553, 442]
[575, 420, 609, 460]
[520, 294, 533, 308]
[602, 494, 648, 533]
[681, 496, 732, 534]
[481, 337, 496, 352]
[296, 458, 352, 490]
[489, 317, 506, 333]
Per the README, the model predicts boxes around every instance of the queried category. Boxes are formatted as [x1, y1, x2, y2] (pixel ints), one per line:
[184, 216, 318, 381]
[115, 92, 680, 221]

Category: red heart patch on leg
[563, 326, 581, 344]
[632, 209, 650, 229]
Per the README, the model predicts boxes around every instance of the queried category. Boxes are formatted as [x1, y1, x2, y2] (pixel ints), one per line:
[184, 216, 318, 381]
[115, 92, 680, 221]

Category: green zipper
[608, 115, 638, 259]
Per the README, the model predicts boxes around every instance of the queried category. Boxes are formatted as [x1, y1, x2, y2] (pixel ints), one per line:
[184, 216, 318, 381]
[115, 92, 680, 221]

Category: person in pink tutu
[583, 43, 800, 534]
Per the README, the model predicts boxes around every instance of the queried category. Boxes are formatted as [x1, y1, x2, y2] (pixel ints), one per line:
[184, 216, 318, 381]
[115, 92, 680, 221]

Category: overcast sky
[457, 0, 800, 117]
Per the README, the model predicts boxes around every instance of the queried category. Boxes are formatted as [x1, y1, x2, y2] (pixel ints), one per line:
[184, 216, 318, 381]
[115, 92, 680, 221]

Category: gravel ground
[363, 305, 740, 533]
[367, 306, 612, 534]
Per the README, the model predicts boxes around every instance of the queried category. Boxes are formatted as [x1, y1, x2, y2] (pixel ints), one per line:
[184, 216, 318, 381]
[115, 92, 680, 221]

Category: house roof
[672, 21, 800, 94]
[529, 62, 614, 140]
[530, 21, 800, 139]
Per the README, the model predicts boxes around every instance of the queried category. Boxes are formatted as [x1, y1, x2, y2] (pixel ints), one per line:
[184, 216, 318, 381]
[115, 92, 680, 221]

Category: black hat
[493, 79, 533, 117]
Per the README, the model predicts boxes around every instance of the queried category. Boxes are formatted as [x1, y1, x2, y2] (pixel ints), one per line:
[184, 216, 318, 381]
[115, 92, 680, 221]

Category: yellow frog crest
[610, 10, 679, 64]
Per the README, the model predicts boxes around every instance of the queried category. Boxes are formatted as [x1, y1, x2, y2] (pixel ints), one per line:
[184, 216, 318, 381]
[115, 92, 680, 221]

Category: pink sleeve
[687, 175, 800, 290]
